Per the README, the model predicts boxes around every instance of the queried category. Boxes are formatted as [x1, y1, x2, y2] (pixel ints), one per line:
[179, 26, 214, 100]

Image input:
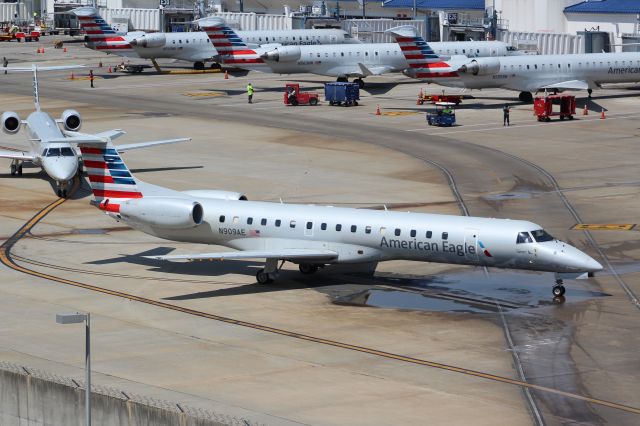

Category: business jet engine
[61, 109, 82, 131]
[119, 198, 204, 229]
[182, 190, 248, 201]
[260, 46, 301, 62]
[2, 111, 21, 134]
[459, 58, 501, 76]
[131, 33, 166, 48]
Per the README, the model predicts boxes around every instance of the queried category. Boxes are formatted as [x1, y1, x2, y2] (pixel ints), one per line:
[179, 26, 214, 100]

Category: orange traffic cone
[376, 104, 381, 116]
[600, 108, 606, 119]
[224, 70, 229, 79]
[583, 105, 588, 115]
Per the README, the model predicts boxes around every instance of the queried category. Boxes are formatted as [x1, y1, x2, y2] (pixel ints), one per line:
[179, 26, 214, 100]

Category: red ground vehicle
[284, 83, 319, 106]
[534, 95, 576, 122]
[417, 93, 463, 105]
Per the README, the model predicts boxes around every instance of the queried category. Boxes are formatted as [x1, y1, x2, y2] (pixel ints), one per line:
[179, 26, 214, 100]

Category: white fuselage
[425, 52, 640, 92]
[118, 189, 601, 275]
[256, 41, 518, 77]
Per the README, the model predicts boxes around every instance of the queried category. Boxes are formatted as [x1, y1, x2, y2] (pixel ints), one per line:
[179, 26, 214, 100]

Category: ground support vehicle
[324, 82, 360, 106]
[284, 83, 320, 106]
[534, 95, 576, 122]
[426, 102, 457, 127]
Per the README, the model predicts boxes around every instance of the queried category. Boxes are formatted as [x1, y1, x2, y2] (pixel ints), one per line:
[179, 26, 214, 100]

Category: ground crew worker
[89, 69, 95, 88]
[3, 57, 8, 74]
[247, 83, 254, 103]
[503, 103, 510, 126]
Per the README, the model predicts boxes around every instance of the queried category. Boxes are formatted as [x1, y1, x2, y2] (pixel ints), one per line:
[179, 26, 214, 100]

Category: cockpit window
[531, 229, 554, 242]
[45, 148, 61, 157]
[506, 46, 517, 51]
[60, 147, 75, 156]
[516, 231, 533, 244]
[44, 147, 74, 157]
[344, 34, 352, 39]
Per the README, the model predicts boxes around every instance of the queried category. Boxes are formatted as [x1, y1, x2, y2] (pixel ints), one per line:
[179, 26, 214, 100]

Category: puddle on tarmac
[332, 269, 610, 313]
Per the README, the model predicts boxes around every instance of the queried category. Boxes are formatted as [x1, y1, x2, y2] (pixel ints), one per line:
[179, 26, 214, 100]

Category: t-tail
[196, 17, 269, 71]
[79, 142, 143, 212]
[386, 26, 459, 79]
[71, 7, 135, 55]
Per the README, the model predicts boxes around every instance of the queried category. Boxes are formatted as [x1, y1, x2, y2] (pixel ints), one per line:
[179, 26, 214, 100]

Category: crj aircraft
[77, 140, 602, 298]
[388, 25, 640, 101]
[0, 65, 189, 197]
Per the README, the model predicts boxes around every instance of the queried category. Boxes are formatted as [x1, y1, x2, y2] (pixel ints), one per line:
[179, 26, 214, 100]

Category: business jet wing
[0, 148, 36, 161]
[357, 63, 396, 76]
[144, 249, 338, 262]
[540, 80, 590, 90]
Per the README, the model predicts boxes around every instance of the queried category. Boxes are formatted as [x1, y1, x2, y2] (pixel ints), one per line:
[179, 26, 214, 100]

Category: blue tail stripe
[109, 170, 131, 177]
[112, 177, 136, 185]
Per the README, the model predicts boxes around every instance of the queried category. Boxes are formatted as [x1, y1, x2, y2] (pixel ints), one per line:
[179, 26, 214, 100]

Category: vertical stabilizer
[71, 7, 135, 55]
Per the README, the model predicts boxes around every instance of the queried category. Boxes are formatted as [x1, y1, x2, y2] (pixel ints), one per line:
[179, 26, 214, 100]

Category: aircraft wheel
[62, 189, 68, 198]
[10, 164, 16, 176]
[56, 188, 62, 197]
[193, 61, 205, 70]
[588, 89, 593, 98]
[552, 284, 565, 298]
[210, 62, 222, 70]
[17, 165, 22, 176]
[299, 263, 318, 275]
[256, 269, 273, 284]
[518, 91, 533, 102]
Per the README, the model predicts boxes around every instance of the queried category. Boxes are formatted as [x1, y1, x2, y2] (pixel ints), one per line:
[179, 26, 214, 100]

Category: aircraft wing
[144, 249, 338, 263]
[0, 149, 35, 161]
[357, 63, 396, 76]
[64, 129, 126, 141]
[540, 80, 590, 91]
[116, 137, 190, 152]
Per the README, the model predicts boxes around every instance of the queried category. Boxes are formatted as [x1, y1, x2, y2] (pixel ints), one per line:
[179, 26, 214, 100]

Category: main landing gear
[193, 61, 205, 70]
[336, 77, 365, 88]
[10, 160, 23, 176]
[519, 91, 533, 102]
[588, 88, 593, 98]
[255, 260, 323, 283]
[552, 278, 566, 298]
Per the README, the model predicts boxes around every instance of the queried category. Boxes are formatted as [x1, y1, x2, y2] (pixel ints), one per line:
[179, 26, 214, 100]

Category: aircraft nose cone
[43, 157, 78, 182]
[583, 255, 603, 272]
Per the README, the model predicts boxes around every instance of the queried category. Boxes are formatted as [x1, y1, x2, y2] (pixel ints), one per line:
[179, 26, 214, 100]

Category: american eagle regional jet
[388, 25, 640, 101]
[71, 7, 360, 70]
[76, 140, 602, 298]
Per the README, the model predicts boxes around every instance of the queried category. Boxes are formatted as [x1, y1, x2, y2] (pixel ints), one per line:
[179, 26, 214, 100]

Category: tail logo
[198, 19, 265, 65]
[74, 7, 132, 51]
[478, 241, 493, 257]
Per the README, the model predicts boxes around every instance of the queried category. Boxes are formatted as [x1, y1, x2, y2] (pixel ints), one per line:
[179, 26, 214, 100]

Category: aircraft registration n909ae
[76, 140, 602, 299]
[388, 25, 640, 101]
[0, 65, 190, 197]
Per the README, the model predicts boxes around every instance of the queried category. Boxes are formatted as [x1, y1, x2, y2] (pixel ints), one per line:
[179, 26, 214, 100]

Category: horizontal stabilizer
[65, 129, 126, 141]
[145, 249, 338, 263]
[0, 149, 35, 161]
[357, 63, 394, 76]
[0, 65, 85, 73]
[49, 136, 108, 144]
[385, 25, 419, 38]
[540, 80, 589, 91]
[116, 137, 190, 152]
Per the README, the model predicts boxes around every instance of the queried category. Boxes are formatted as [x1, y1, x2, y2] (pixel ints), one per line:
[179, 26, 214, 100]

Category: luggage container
[324, 82, 359, 106]
[534, 95, 576, 122]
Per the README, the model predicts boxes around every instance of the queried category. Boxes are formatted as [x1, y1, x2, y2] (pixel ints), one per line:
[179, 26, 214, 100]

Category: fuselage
[250, 41, 518, 77]
[421, 52, 640, 92]
[25, 111, 78, 182]
[118, 191, 601, 275]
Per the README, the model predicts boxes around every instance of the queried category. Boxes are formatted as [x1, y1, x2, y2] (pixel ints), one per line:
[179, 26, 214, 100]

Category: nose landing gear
[56, 180, 70, 198]
[10, 160, 23, 176]
[552, 279, 566, 297]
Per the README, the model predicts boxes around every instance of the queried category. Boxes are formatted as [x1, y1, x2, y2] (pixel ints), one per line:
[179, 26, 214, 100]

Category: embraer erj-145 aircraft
[71, 7, 359, 70]
[76, 140, 602, 298]
[0, 65, 189, 197]
[198, 18, 521, 87]
[388, 25, 640, 101]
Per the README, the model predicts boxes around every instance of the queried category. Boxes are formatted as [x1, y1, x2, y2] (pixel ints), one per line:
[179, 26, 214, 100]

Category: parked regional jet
[199, 18, 522, 87]
[0, 65, 189, 197]
[388, 25, 640, 101]
[71, 7, 359, 70]
[76, 139, 602, 298]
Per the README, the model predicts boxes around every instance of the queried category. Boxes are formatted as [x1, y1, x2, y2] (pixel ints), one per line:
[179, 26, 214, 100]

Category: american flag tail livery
[71, 7, 136, 56]
[196, 17, 269, 71]
[386, 26, 459, 79]
[79, 142, 143, 213]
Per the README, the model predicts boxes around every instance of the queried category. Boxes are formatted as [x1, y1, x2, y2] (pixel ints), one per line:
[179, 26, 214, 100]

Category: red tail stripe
[415, 71, 459, 78]
[222, 58, 264, 64]
[226, 49, 256, 55]
[409, 62, 451, 69]
[87, 37, 127, 42]
[96, 45, 132, 50]
[83, 160, 107, 169]
[207, 34, 228, 39]
[80, 147, 104, 155]
[87, 174, 115, 184]
[93, 190, 143, 199]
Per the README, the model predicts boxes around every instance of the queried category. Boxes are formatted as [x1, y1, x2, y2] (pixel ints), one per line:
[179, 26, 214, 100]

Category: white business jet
[388, 25, 640, 101]
[0, 65, 189, 197]
[76, 140, 602, 298]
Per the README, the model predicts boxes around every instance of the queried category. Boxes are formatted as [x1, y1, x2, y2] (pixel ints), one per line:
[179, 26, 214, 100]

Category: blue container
[324, 82, 360, 106]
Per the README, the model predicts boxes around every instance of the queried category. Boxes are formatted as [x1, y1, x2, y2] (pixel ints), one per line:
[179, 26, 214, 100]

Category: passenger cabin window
[531, 229, 554, 242]
[365, 226, 371, 234]
[261, 218, 267, 226]
[395, 228, 401, 236]
[321, 223, 327, 230]
[442, 232, 448, 240]
[275, 219, 281, 227]
[516, 232, 533, 244]
[380, 227, 386, 235]
[233, 216, 239, 224]
[290, 220, 296, 228]
[410, 230, 416, 237]
[247, 217, 253, 225]
[351, 225, 357, 233]
[426, 231, 432, 239]
[336, 224, 342, 231]
[219, 215, 225, 223]
[306, 222, 313, 230]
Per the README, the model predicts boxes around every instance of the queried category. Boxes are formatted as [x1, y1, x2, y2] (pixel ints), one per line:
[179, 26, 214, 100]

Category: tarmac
[0, 37, 638, 425]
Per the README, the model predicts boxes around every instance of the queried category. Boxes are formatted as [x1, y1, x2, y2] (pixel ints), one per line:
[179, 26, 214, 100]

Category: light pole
[56, 312, 91, 426]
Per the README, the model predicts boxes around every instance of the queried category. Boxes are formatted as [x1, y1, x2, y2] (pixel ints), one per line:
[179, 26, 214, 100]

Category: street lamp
[56, 312, 91, 426]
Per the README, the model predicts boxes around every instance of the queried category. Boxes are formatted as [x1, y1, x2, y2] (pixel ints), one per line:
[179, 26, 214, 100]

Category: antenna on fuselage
[32, 64, 40, 111]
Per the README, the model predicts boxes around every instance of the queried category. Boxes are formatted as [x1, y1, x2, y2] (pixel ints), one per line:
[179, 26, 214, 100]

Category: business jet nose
[42, 156, 78, 182]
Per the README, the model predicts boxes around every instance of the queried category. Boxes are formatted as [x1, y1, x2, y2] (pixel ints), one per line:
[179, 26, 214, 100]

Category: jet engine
[182, 190, 248, 201]
[2, 111, 21, 134]
[130, 33, 166, 48]
[458, 58, 501, 76]
[61, 109, 82, 131]
[119, 198, 204, 229]
[260, 46, 301, 62]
